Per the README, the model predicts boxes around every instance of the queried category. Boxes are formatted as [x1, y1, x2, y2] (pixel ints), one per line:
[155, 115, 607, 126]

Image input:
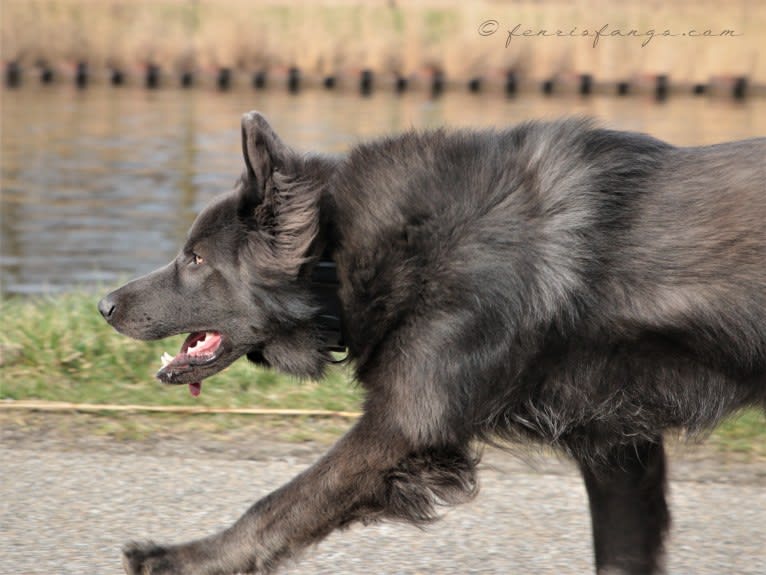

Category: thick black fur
[102, 112, 765, 574]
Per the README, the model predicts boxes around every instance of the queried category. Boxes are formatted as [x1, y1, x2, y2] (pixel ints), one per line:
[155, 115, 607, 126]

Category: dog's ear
[238, 113, 321, 284]
[241, 111, 288, 195]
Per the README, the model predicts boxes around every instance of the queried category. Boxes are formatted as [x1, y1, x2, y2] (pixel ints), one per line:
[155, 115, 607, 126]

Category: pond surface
[1, 86, 765, 296]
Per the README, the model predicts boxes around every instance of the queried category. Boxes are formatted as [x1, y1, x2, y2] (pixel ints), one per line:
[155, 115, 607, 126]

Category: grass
[1, 292, 764, 457]
[707, 409, 766, 456]
[0, 291, 363, 412]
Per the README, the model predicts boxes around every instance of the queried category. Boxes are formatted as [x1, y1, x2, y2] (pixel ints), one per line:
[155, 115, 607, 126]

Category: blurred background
[2, 0, 765, 295]
[1, 2, 765, 573]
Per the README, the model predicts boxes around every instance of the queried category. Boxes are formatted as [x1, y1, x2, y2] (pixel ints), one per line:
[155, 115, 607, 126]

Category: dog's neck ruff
[310, 258, 347, 353]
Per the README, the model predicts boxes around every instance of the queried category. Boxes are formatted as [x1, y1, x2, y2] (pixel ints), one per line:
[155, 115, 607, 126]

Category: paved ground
[1, 417, 765, 575]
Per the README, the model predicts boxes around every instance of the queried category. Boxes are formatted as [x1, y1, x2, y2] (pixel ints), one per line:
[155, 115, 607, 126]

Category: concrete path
[1, 428, 764, 574]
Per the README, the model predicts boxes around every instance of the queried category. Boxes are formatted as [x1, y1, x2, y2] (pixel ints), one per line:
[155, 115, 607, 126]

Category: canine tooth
[161, 352, 174, 367]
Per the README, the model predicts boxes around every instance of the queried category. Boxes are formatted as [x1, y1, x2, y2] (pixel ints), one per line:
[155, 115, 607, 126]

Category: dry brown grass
[2, 1, 764, 86]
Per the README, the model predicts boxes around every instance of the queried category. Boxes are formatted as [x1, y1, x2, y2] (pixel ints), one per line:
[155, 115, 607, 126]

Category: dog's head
[99, 112, 336, 395]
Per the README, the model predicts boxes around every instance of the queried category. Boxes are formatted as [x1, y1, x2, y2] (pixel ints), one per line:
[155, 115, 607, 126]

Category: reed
[2, 0, 764, 89]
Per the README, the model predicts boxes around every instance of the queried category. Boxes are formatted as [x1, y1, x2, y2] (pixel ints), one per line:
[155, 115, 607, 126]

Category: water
[1, 86, 765, 296]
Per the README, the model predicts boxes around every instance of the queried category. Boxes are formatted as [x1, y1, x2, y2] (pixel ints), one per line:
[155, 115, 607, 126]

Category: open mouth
[156, 331, 228, 396]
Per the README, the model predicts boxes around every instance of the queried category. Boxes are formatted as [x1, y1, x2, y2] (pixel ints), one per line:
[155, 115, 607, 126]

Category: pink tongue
[189, 382, 202, 397]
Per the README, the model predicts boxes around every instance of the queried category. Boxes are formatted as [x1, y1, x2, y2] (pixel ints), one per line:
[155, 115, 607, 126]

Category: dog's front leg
[121, 414, 420, 575]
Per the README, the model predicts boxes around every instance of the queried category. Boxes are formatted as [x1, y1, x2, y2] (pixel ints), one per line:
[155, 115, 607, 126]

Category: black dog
[100, 112, 766, 574]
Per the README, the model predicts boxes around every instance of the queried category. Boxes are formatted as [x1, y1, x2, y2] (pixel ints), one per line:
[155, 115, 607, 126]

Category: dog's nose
[98, 294, 117, 321]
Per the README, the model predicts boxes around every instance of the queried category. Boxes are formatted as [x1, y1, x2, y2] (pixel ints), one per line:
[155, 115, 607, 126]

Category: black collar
[310, 258, 347, 352]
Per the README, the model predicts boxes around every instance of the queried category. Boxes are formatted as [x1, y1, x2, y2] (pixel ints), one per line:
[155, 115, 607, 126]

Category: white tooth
[161, 352, 174, 368]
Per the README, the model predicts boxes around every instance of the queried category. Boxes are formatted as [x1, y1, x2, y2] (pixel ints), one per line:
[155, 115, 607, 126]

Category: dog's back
[331, 121, 766, 446]
[608, 138, 766, 372]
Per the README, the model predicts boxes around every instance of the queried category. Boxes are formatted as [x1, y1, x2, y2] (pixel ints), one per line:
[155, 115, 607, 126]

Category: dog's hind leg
[121, 411, 477, 575]
[578, 438, 670, 575]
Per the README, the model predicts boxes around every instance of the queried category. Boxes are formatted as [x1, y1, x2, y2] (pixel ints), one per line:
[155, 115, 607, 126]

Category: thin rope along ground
[0, 400, 362, 419]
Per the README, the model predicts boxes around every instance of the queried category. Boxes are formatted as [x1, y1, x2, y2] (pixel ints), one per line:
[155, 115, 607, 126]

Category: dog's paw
[122, 541, 182, 575]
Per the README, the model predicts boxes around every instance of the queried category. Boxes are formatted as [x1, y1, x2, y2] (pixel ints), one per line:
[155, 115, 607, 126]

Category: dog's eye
[192, 253, 204, 266]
